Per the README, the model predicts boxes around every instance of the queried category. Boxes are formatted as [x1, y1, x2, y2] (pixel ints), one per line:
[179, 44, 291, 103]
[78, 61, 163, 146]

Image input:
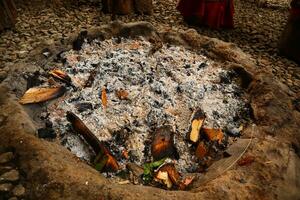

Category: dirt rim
[0, 22, 299, 200]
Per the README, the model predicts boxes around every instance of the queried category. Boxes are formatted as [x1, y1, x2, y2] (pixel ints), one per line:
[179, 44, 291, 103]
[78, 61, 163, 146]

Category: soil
[0, 0, 300, 200]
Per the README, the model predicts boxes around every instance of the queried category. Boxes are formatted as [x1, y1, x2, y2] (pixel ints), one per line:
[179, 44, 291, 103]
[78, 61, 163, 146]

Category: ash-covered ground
[48, 38, 250, 173]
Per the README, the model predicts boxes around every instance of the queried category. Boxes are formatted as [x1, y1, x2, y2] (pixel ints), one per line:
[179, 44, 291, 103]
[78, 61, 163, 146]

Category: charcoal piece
[219, 72, 232, 84]
[26, 71, 43, 89]
[45, 120, 53, 128]
[38, 127, 56, 139]
[198, 62, 207, 69]
[75, 102, 93, 112]
[184, 64, 191, 69]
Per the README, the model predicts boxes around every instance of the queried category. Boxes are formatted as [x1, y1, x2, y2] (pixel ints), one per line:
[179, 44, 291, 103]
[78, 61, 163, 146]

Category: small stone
[0, 152, 14, 164]
[12, 184, 25, 197]
[0, 183, 13, 192]
[0, 170, 19, 182]
[0, 166, 13, 174]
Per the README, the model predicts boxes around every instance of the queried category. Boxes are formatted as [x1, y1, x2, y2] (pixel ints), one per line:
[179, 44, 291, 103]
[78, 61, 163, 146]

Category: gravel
[0, 0, 299, 94]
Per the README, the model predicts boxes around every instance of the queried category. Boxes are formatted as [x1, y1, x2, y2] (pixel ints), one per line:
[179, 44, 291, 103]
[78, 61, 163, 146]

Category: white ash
[48, 38, 249, 173]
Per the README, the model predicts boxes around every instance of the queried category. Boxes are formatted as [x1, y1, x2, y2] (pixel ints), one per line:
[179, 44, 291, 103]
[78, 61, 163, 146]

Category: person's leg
[222, 0, 234, 28]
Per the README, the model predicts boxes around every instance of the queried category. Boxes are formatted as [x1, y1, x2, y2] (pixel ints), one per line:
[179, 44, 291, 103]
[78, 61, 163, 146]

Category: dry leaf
[151, 126, 178, 161]
[193, 138, 253, 186]
[188, 109, 206, 143]
[158, 163, 180, 185]
[101, 87, 108, 108]
[178, 176, 195, 190]
[237, 155, 255, 166]
[202, 128, 224, 144]
[19, 86, 66, 104]
[195, 142, 207, 159]
[156, 171, 173, 188]
[49, 69, 71, 84]
[115, 89, 129, 100]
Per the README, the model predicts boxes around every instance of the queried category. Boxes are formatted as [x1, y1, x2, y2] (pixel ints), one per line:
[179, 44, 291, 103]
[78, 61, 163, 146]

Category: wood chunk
[188, 109, 205, 143]
[101, 87, 108, 108]
[151, 126, 178, 161]
[49, 69, 71, 84]
[19, 86, 66, 104]
[195, 142, 207, 159]
[66, 111, 119, 171]
[115, 89, 129, 100]
[202, 128, 224, 144]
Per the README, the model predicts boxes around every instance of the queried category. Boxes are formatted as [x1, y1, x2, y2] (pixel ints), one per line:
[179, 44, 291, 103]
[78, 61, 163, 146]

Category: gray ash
[47, 38, 250, 173]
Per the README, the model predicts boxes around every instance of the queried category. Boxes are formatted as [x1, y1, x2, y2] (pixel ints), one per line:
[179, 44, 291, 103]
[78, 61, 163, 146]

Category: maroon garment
[177, 0, 234, 29]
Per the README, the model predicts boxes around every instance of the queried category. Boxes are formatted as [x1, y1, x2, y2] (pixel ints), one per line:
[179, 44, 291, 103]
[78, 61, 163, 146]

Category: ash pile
[20, 38, 251, 190]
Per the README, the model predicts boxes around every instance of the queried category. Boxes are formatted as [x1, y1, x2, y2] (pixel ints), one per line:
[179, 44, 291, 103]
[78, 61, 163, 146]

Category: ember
[42, 37, 250, 183]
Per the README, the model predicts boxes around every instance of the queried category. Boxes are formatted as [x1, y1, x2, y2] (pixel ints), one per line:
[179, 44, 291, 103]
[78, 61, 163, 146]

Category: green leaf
[143, 158, 166, 184]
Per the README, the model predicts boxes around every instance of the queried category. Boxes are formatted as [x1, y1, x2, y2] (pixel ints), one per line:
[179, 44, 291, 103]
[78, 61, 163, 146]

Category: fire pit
[15, 25, 252, 189]
[3, 21, 296, 199]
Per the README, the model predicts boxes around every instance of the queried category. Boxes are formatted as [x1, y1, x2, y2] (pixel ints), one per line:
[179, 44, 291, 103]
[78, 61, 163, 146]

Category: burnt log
[0, 0, 17, 32]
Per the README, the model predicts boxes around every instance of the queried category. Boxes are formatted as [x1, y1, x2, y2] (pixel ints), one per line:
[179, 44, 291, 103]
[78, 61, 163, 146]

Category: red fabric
[290, 8, 300, 16]
[177, 0, 234, 29]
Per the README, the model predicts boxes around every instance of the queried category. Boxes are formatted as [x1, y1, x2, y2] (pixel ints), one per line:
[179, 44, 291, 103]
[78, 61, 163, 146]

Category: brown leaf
[158, 163, 180, 185]
[101, 87, 108, 108]
[151, 126, 178, 161]
[188, 109, 206, 143]
[195, 142, 207, 159]
[237, 155, 255, 166]
[178, 176, 195, 190]
[115, 89, 129, 100]
[49, 69, 71, 84]
[202, 128, 224, 144]
[19, 86, 66, 104]
[155, 171, 172, 188]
